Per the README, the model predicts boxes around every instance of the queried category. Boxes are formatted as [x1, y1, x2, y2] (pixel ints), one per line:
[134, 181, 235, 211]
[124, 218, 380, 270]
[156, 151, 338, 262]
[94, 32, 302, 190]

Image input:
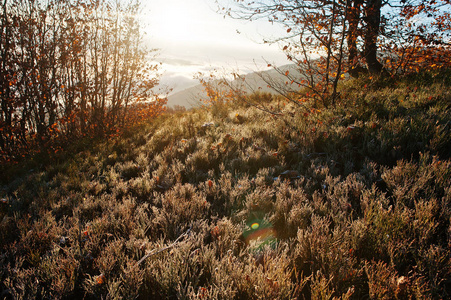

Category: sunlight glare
[147, 0, 206, 44]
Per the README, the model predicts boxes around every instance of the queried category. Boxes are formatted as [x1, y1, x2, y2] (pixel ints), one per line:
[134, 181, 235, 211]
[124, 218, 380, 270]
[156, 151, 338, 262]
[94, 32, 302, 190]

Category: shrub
[2, 73, 451, 299]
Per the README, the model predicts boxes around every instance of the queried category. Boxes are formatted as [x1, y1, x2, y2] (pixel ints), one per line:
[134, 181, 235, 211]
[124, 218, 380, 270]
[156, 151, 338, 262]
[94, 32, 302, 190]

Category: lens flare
[243, 218, 277, 252]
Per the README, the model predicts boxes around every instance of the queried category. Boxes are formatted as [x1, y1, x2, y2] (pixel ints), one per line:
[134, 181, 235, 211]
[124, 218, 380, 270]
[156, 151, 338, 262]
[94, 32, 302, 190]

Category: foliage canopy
[0, 0, 165, 164]
[218, 0, 451, 105]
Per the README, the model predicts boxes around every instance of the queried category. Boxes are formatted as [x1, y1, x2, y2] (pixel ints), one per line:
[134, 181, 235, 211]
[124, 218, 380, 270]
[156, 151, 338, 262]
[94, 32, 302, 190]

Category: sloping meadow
[1, 75, 451, 299]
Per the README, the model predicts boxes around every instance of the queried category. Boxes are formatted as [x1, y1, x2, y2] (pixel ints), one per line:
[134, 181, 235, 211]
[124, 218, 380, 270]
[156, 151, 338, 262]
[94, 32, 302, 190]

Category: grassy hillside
[1, 72, 451, 299]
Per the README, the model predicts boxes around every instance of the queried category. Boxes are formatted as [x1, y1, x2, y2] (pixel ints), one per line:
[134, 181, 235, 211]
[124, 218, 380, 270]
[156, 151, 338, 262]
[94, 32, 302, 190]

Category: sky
[141, 0, 289, 94]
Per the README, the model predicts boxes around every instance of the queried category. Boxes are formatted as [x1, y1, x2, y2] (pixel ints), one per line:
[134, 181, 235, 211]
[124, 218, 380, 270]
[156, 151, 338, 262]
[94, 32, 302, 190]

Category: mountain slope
[167, 64, 301, 108]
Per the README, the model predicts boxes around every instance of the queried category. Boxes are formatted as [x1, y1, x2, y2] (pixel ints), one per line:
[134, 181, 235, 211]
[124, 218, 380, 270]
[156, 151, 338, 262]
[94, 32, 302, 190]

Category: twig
[137, 226, 192, 266]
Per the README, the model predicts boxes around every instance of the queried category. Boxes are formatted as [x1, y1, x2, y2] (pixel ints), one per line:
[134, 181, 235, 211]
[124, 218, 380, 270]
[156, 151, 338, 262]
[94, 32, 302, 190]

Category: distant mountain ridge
[166, 64, 300, 108]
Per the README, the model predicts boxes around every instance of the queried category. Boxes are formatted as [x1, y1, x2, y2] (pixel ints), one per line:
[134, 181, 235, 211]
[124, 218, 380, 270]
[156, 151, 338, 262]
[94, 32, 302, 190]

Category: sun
[153, 9, 194, 42]
[145, 0, 206, 44]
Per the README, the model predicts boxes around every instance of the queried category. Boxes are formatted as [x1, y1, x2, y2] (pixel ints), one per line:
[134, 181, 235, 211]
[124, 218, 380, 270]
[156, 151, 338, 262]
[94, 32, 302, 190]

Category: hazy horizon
[142, 0, 290, 94]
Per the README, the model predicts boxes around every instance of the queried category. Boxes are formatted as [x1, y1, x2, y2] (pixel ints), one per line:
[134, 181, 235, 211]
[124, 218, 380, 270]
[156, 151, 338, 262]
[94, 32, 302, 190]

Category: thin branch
[137, 226, 192, 266]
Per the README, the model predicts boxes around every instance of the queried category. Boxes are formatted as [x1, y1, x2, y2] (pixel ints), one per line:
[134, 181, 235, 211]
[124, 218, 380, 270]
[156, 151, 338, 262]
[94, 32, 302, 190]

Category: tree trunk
[364, 0, 384, 74]
[347, 0, 364, 77]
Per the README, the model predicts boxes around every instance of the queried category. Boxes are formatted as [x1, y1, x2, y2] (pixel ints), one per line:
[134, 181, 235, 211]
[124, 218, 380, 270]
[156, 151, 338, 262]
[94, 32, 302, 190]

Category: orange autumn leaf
[96, 274, 105, 285]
